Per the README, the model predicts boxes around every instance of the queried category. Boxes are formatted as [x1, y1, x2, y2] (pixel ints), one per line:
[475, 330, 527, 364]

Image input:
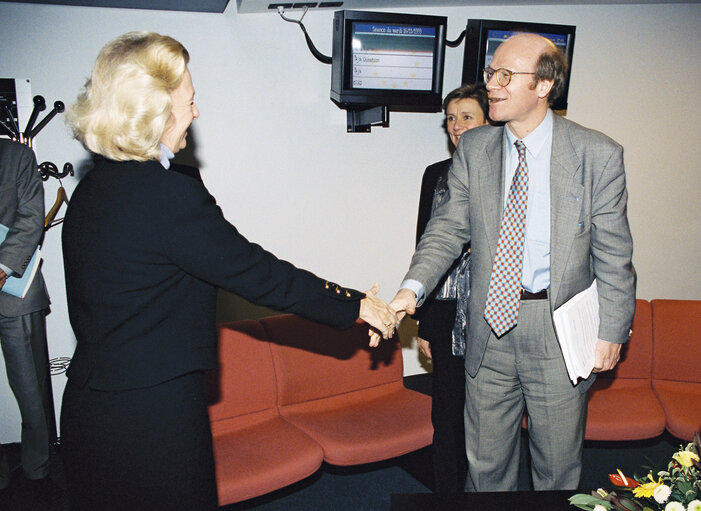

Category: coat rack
[1, 94, 75, 182]
[2, 94, 74, 230]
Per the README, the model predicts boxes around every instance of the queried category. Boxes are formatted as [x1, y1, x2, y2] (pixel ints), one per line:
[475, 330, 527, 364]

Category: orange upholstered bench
[585, 299, 666, 440]
[207, 320, 324, 506]
[260, 314, 433, 466]
[651, 299, 701, 441]
[207, 315, 433, 505]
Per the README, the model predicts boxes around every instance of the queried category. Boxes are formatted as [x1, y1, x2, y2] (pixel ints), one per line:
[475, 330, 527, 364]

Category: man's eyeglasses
[483, 67, 536, 87]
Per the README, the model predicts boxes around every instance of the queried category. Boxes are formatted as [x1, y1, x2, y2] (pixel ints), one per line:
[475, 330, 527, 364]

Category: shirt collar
[159, 143, 174, 169]
[505, 109, 553, 158]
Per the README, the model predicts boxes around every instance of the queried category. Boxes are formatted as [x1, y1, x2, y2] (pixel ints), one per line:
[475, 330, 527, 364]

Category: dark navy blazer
[62, 158, 362, 390]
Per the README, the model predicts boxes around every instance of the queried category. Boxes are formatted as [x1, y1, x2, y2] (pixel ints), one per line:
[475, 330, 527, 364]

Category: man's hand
[0, 270, 6, 290]
[367, 287, 418, 347]
[360, 283, 399, 347]
[417, 337, 432, 359]
[592, 339, 622, 373]
[389, 288, 417, 319]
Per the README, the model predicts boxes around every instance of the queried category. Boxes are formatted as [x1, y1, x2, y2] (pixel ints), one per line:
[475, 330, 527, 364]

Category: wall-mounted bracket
[346, 105, 389, 133]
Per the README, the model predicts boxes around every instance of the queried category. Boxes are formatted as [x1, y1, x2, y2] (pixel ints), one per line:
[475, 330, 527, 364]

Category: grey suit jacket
[0, 139, 50, 316]
[405, 113, 636, 377]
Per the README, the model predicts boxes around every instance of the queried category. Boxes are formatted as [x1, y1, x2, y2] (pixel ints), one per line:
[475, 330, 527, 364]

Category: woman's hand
[359, 283, 398, 347]
[417, 337, 432, 359]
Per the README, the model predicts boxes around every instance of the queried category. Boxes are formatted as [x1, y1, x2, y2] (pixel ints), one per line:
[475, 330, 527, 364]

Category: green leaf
[618, 497, 645, 511]
[569, 494, 610, 509]
[678, 480, 694, 494]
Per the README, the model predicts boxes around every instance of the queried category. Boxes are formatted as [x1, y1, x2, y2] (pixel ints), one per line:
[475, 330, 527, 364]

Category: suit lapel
[549, 115, 583, 307]
[479, 127, 506, 258]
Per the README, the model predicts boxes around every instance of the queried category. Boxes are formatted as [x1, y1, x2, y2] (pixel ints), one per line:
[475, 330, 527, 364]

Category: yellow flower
[672, 449, 700, 467]
[632, 473, 661, 498]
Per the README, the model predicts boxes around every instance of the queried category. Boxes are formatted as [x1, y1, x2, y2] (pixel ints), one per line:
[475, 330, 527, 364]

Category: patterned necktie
[484, 140, 529, 337]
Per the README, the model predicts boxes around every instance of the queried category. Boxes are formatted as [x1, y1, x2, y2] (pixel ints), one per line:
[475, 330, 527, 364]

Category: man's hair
[67, 31, 189, 161]
[533, 43, 569, 107]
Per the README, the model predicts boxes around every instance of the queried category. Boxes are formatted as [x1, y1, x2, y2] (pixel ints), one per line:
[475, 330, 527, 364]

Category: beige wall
[0, 1, 699, 441]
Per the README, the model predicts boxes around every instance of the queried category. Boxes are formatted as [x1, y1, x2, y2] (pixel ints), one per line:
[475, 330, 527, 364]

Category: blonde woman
[61, 31, 397, 510]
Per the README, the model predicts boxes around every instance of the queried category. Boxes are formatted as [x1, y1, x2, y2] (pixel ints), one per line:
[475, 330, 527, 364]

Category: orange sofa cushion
[261, 315, 433, 465]
[280, 382, 433, 466]
[586, 378, 665, 441]
[651, 381, 701, 441]
[651, 299, 701, 440]
[208, 321, 276, 423]
[261, 315, 403, 405]
[207, 321, 323, 505]
[584, 300, 665, 441]
[211, 414, 323, 504]
[651, 299, 701, 383]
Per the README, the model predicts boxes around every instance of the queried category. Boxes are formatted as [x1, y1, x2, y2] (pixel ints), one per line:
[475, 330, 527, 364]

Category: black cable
[446, 30, 466, 48]
[299, 22, 332, 64]
[278, 7, 332, 65]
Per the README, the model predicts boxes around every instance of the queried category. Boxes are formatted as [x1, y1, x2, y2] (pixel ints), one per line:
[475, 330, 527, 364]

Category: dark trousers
[421, 299, 467, 493]
[61, 371, 218, 510]
[0, 310, 51, 487]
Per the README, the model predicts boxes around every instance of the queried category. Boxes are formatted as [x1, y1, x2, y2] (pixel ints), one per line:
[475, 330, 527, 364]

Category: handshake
[358, 284, 420, 347]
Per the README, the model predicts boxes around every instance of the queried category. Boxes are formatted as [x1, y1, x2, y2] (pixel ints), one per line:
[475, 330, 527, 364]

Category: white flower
[688, 500, 701, 511]
[665, 502, 685, 511]
[654, 484, 672, 503]
[593, 505, 607, 511]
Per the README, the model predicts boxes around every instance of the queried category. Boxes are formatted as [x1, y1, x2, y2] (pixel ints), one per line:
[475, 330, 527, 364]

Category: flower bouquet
[569, 432, 701, 511]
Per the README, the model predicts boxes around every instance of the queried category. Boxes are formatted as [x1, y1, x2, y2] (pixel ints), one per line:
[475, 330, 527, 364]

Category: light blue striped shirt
[402, 110, 554, 304]
[504, 109, 553, 293]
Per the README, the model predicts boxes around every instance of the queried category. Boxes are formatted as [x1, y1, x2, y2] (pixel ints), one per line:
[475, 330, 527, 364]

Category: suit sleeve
[413, 164, 439, 323]
[590, 144, 636, 344]
[157, 176, 362, 329]
[0, 143, 44, 277]
[405, 144, 472, 298]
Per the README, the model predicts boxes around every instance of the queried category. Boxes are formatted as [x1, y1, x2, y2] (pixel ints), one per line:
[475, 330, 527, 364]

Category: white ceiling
[235, 0, 699, 14]
[3, 0, 699, 14]
[1, 0, 230, 12]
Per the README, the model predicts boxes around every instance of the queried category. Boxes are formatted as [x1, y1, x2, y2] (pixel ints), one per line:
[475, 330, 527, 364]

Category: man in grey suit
[388, 34, 635, 490]
[0, 138, 52, 492]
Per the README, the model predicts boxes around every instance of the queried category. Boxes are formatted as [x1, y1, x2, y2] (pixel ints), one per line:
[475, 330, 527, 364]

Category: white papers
[0, 223, 42, 299]
[553, 280, 600, 385]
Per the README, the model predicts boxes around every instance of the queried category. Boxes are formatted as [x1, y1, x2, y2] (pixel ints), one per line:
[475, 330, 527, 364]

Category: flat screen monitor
[331, 10, 447, 112]
[461, 19, 576, 111]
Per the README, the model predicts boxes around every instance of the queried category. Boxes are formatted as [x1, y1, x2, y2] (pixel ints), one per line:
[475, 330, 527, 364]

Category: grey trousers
[0, 310, 51, 486]
[464, 299, 587, 491]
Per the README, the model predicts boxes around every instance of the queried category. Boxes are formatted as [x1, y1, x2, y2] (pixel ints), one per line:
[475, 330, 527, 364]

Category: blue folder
[0, 223, 42, 299]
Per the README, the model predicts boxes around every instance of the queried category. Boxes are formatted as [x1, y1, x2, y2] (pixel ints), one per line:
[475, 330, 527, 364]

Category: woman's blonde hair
[67, 31, 189, 161]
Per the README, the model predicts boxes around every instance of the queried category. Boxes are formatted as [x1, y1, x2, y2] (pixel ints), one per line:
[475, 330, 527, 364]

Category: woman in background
[61, 31, 397, 510]
[414, 84, 490, 493]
